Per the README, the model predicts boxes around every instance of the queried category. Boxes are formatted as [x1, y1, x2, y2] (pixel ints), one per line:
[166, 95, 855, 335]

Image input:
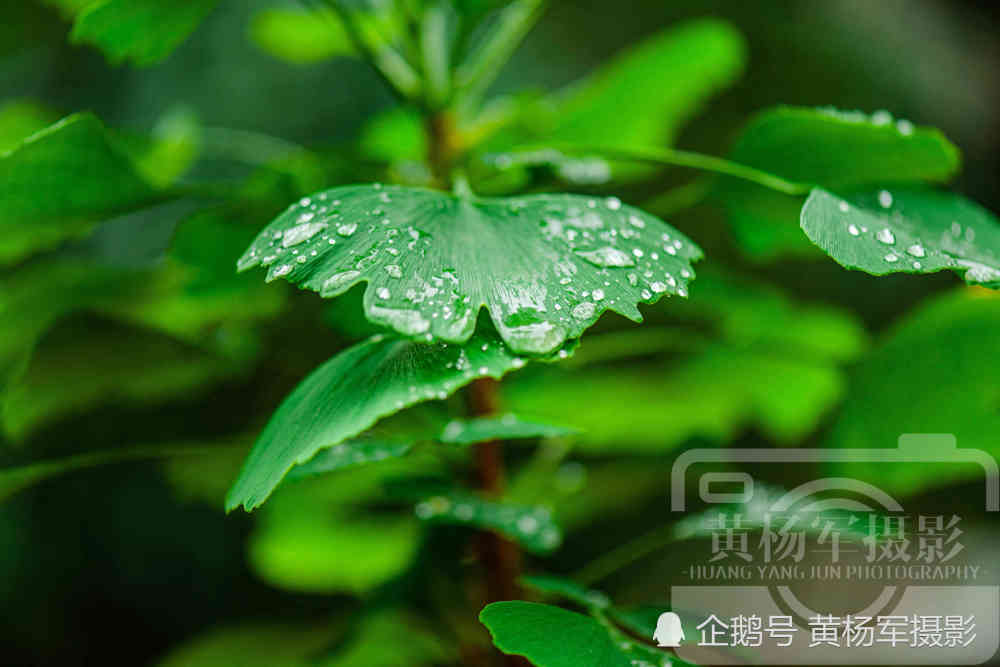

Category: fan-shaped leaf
[239, 185, 701, 355]
[481, 602, 638, 667]
[415, 492, 562, 553]
[801, 187, 1000, 287]
[71, 0, 219, 66]
[226, 331, 573, 512]
[720, 106, 960, 259]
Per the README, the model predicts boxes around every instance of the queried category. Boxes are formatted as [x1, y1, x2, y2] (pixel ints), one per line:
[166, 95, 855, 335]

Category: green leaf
[721, 106, 960, 259]
[248, 453, 440, 594]
[823, 289, 1000, 496]
[800, 187, 1000, 287]
[505, 344, 847, 452]
[547, 19, 746, 148]
[249, 7, 356, 65]
[439, 413, 575, 445]
[239, 185, 701, 355]
[521, 574, 610, 609]
[226, 330, 572, 512]
[415, 492, 562, 553]
[0, 113, 159, 266]
[71, 0, 219, 66]
[480, 602, 632, 667]
[0, 100, 59, 154]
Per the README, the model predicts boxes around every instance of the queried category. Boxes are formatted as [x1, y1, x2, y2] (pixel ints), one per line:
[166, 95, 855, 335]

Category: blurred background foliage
[2, 0, 999, 665]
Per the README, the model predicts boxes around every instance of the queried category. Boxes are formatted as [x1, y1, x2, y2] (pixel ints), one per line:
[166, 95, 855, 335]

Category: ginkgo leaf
[238, 185, 701, 355]
[720, 106, 960, 259]
[800, 187, 1000, 287]
[414, 492, 562, 553]
[0, 113, 160, 265]
[439, 413, 575, 445]
[71, 0, 219, 66]
[480, 601, 674, 667]
[226, 331, 574, 512]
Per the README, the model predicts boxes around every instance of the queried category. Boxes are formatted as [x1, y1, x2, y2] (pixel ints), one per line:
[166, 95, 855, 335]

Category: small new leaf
[239, 185, 701, 355]
[801, 187, 1000, 287]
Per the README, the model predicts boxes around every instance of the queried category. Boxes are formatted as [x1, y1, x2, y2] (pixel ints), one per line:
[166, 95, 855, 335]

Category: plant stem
[523, 144, 812, 196]
[467, 379, 526, 667]
[454, 0, 547, 112]
[426, 111, 460, 188]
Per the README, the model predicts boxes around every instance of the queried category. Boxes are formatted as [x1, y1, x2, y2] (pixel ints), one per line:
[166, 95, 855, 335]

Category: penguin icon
[652, 612, 684, 647]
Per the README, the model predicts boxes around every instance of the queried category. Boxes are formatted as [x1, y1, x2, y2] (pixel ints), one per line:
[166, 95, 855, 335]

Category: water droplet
[385, 264, 402, 278]
[906, 244, 925, 258]
[848, 224, 861, 236]
[376, 287, 391, 300]
[605, 196, 622, 210]
[337, 222, 358, 237]
[896, 119, 914, 135]
[650, 281, 667, 293]
[281, 221, 327, 247]
[575, 247, 635, 268]
[877, 228, 895, 245]
[517, 515, 538, 534]
[320, 270, 360, 295]
[878, 190, 893, 208]
[628, 214, 645, 229]
[572, 302, 596, 320]
[592, 289, 605, 301]
[839, 201, 850, 213]
[884, 253, 899, 263]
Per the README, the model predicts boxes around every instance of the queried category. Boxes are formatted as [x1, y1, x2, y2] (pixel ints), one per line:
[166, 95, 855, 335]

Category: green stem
[454, 0, 547, 111]
[320, 0, 422, 101]
[529, 144, 812, 196]
[420, 0, 453, 108]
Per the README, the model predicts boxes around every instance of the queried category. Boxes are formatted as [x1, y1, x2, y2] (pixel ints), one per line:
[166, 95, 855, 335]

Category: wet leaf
[239, 185, 700, 355]
[439, 413, 575, 445]
[801, 187, 1000, 287]
[71, 0, 219, 66]
[720, 106, 960, 259]
[226, 331, 573, 512]
[415, 492, 562, 553]
[0, 113, 160, 266]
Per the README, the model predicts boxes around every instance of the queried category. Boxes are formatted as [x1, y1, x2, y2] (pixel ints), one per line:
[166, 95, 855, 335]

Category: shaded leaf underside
[238, 185, 701, 355]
